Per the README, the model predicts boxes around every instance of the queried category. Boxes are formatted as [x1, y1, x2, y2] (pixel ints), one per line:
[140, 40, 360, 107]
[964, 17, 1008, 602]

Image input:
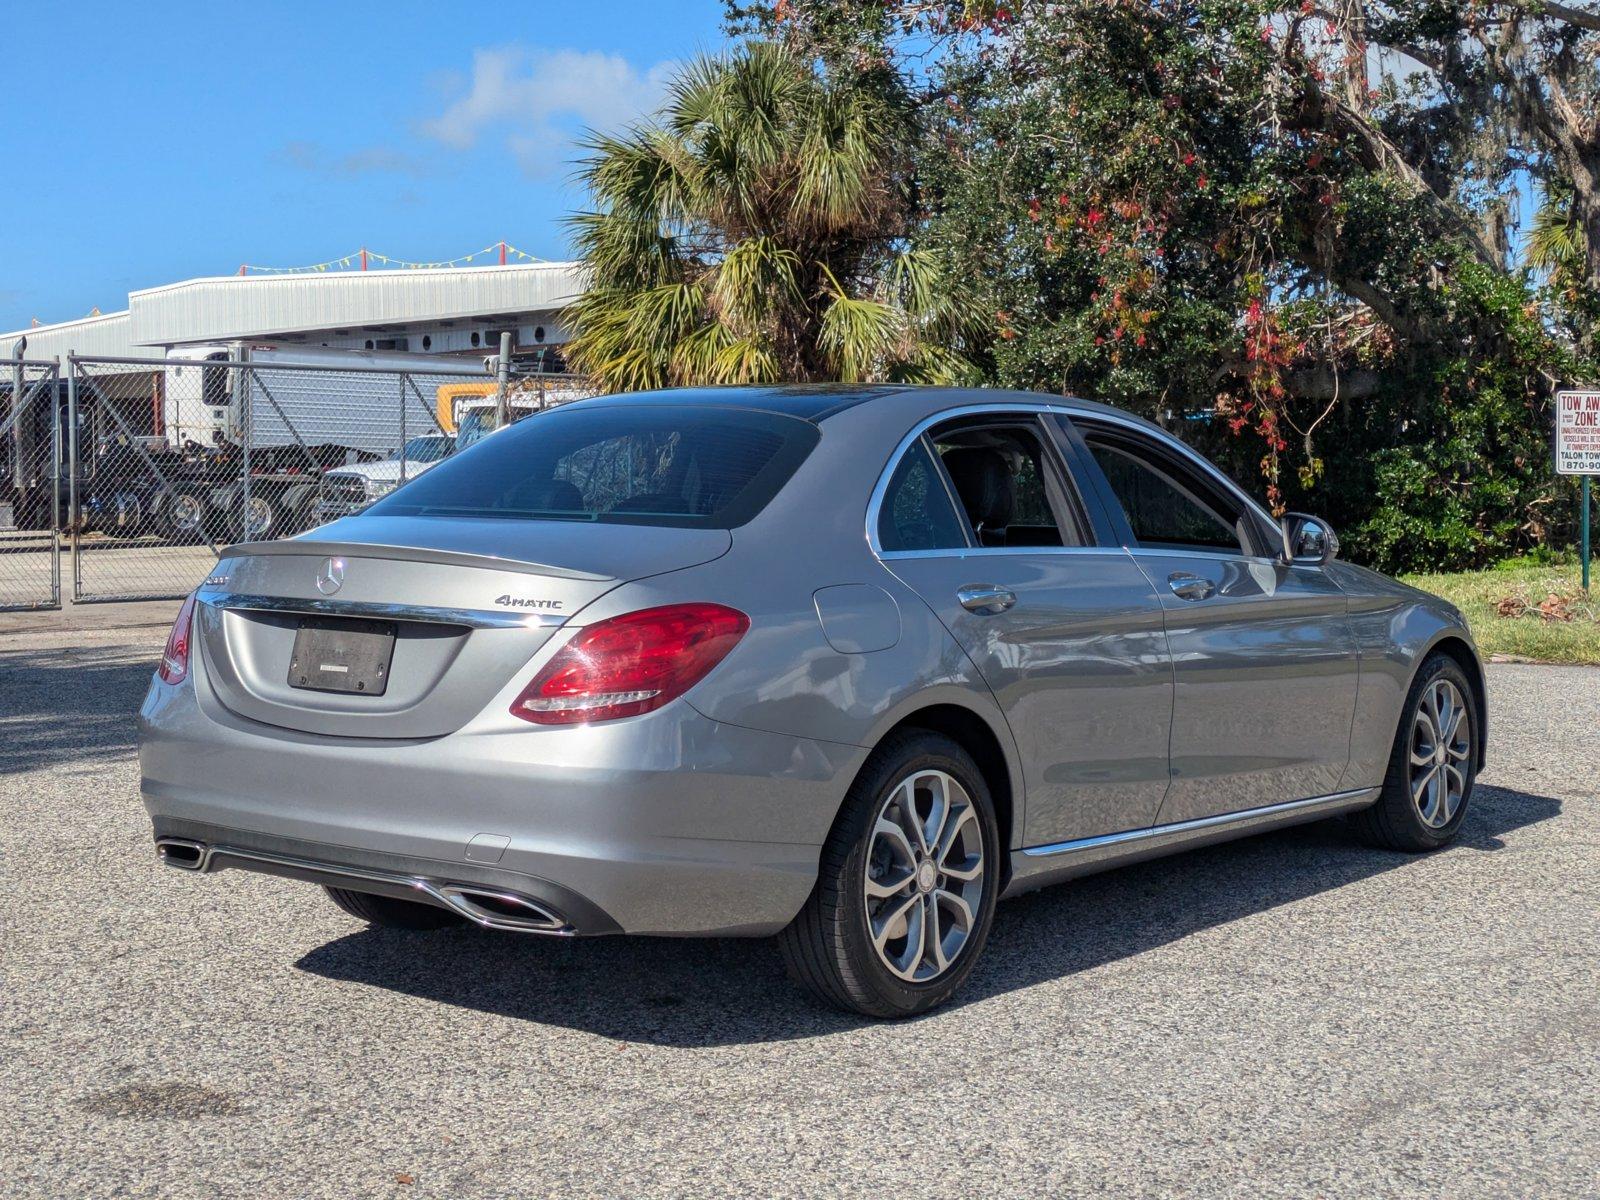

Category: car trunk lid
[194, 517, 731, 738]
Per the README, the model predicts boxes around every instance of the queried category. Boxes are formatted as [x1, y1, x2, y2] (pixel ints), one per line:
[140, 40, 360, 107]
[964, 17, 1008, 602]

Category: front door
[1069, 417, 1359, 824]
[874, 412, 1173, 847]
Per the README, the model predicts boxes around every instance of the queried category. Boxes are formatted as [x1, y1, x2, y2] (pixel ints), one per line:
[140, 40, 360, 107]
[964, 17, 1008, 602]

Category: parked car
[314, 435, 456, 523]
[140, 387, 1485, 1017]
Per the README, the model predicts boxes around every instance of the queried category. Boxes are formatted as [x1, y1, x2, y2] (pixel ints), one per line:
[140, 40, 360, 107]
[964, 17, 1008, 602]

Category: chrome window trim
[876, 544, 1131, 562]
[1119, 545, 1286, 567]
[866, 401, 1077, 558]
[866, 401, 1282, 562]
[198, 591, 567, 630]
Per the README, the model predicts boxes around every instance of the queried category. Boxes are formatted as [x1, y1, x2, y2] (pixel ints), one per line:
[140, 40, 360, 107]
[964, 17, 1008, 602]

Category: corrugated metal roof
[127, 261, 588, 346]
[3, 261, 591, 361]
[1, 310, 145, 362]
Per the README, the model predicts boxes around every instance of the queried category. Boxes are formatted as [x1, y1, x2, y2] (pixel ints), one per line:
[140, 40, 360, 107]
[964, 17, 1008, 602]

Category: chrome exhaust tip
[155, 838, 210, 871]
[438, 884, 566, 932]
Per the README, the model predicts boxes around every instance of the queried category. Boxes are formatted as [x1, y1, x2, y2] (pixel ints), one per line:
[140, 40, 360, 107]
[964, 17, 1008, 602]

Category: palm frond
[709, 236, 801, 332]
[567, 40, 931, 389]
[710, 336, 781, 384]
[1526, 189, 1585, 277]
[817, 264, 906, 382]
[670, 321, 738, 384]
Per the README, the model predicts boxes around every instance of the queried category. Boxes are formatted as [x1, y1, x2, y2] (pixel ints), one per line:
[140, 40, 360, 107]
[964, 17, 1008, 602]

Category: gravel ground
[1, 623, 1596, 1199]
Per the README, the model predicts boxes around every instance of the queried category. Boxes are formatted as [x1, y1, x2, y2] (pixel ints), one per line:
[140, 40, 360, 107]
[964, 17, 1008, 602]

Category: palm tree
[565, 41, 979, 392]
[1526, 185, 1586, 298]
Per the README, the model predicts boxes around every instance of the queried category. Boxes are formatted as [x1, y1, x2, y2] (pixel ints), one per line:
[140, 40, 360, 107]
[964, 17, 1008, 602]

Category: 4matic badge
[494, 595, 564, 610]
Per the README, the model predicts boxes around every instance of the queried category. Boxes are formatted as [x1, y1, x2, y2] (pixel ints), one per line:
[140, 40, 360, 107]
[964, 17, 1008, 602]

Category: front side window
[370, 403, 818, 529]
[877, 439, 969, 551]
[1082, 431, 1250, 555]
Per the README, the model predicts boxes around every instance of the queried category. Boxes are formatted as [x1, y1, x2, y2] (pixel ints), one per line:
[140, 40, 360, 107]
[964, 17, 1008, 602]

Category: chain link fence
[44, 354, 590, 604]
[1, 359, 64, 610]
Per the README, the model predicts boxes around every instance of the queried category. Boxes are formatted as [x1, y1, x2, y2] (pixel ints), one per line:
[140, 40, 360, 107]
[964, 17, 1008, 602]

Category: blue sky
[0, 0, 727, 332]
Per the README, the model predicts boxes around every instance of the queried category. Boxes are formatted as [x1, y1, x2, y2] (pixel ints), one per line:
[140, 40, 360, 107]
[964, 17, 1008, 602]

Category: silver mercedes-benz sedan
[140, 386, 1485, 1017]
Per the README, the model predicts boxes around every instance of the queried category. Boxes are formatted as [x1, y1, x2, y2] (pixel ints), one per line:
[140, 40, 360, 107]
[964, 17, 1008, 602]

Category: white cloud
[420, 47, 677, 175]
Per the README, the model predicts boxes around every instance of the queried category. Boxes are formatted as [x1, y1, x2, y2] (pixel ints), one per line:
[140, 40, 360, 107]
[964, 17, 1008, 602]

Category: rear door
[875, 409, 1173, 848]
[1065, 416, 1358, 823]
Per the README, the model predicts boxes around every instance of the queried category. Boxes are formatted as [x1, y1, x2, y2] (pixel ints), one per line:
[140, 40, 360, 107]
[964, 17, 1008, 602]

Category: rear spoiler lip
[195, 590, 568, 630]
[218, 538, 613, 582]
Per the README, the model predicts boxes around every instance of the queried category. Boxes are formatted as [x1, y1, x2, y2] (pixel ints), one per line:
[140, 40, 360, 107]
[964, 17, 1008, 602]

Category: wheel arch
[869, 702, 1019, 883]
[1421, 633, 1488, 771]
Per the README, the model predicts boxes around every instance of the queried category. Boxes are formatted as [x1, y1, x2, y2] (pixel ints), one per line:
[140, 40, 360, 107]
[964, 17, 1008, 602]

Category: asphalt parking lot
[2, 616, 1596, 1199]
[0, 531, 215, 609]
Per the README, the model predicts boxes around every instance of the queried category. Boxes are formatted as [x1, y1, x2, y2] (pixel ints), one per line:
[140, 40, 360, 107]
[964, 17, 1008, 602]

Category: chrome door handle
[957, 584, 1017, 615]
[1167, 572, 1216, 602]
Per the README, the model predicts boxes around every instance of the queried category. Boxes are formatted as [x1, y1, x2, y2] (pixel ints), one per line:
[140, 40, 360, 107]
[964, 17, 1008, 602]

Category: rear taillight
[511, 602, 749, 725]
[158, 593, 198, 685]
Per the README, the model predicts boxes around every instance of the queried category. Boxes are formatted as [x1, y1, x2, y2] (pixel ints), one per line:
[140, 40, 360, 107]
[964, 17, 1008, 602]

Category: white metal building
[3, 261, 588, 366]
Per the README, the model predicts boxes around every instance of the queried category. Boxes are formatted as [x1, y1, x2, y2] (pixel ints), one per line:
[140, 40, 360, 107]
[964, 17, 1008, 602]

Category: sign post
[1555, 388, 1599, 591]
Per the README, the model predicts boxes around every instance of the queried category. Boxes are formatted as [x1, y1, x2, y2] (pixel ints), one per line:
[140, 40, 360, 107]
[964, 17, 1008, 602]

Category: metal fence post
[7, 355, 20, 485]
[399, 372, 408, 482]
[49, 359, 61, 606]
[495, 331, 511, 428]
[66, 356, 80, 601]
[240, 366, 252, 541]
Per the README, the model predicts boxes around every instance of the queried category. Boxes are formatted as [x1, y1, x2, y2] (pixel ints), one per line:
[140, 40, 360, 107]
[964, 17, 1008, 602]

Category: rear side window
[929, 418, 1085, 548]
[370, 404, 818, 529]
[878, 439, 969, 551]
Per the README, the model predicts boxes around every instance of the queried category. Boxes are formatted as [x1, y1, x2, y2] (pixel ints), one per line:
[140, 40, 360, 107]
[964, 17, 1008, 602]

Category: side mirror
[1279, 512, 1338, 565]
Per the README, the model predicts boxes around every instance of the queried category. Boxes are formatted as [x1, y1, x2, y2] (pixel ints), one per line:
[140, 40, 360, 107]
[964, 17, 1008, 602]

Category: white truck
[153, 344, 487, 538]
[313, 380, 595, 523]
[161, 343, 471, 453]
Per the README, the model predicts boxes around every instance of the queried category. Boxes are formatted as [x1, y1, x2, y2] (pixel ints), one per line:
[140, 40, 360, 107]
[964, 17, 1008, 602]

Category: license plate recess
[288, 617, 396, 695]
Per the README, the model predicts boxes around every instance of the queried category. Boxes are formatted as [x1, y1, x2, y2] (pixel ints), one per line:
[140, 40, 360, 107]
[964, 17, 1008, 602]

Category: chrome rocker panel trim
[1005, 787, 1380, 895]
[198, 591, 567, 630]
[155, 838, 576, 934]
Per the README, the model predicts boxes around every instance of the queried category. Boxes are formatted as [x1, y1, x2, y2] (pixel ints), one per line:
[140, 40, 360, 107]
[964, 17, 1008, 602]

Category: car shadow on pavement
[295, 782, 1560, 1046]
[0, 647, 154, 774]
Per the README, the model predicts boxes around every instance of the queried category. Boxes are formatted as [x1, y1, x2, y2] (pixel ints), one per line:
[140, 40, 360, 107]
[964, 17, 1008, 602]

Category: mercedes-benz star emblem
[315, 557, 345, 596]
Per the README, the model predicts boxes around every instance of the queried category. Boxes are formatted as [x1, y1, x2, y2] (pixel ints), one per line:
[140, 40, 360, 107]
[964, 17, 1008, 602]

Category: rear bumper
[151, 821, 621, 934]
[139, 671, 865, 937]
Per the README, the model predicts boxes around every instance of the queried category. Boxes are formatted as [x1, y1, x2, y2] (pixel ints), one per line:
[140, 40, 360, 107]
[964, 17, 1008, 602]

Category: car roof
[567, 384, 905, 422]
[565, 384, 1160, 429]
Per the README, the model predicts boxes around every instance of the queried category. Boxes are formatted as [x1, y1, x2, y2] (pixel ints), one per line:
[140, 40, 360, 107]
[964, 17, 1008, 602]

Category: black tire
[323, 886, 464, 930]
[281, 484, 317, 534]
[778, 730, 1001, 1018]
[1350, 652, 1479, 852]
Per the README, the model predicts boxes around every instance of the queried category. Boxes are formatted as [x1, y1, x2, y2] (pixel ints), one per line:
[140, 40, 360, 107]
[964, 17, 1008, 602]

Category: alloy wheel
[244, 495, 274, 539]
[1409, 678, 1472, 828]
[863, 769, 986, 983]
[171, 494, 203, 533]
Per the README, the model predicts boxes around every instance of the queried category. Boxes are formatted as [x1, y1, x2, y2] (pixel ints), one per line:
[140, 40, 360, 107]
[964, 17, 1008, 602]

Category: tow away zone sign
[1556, 389, 1600, 475]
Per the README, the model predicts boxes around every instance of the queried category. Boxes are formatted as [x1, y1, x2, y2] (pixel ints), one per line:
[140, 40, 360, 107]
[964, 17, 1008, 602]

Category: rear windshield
[368, 403, 819, 528]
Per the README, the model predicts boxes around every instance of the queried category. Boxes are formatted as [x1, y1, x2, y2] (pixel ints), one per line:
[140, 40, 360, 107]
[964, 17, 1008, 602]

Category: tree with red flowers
[724, 0, 1597, 570]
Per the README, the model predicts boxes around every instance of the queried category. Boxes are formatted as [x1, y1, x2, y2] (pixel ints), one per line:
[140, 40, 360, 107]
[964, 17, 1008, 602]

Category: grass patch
[1401, 557, 1600, 666]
